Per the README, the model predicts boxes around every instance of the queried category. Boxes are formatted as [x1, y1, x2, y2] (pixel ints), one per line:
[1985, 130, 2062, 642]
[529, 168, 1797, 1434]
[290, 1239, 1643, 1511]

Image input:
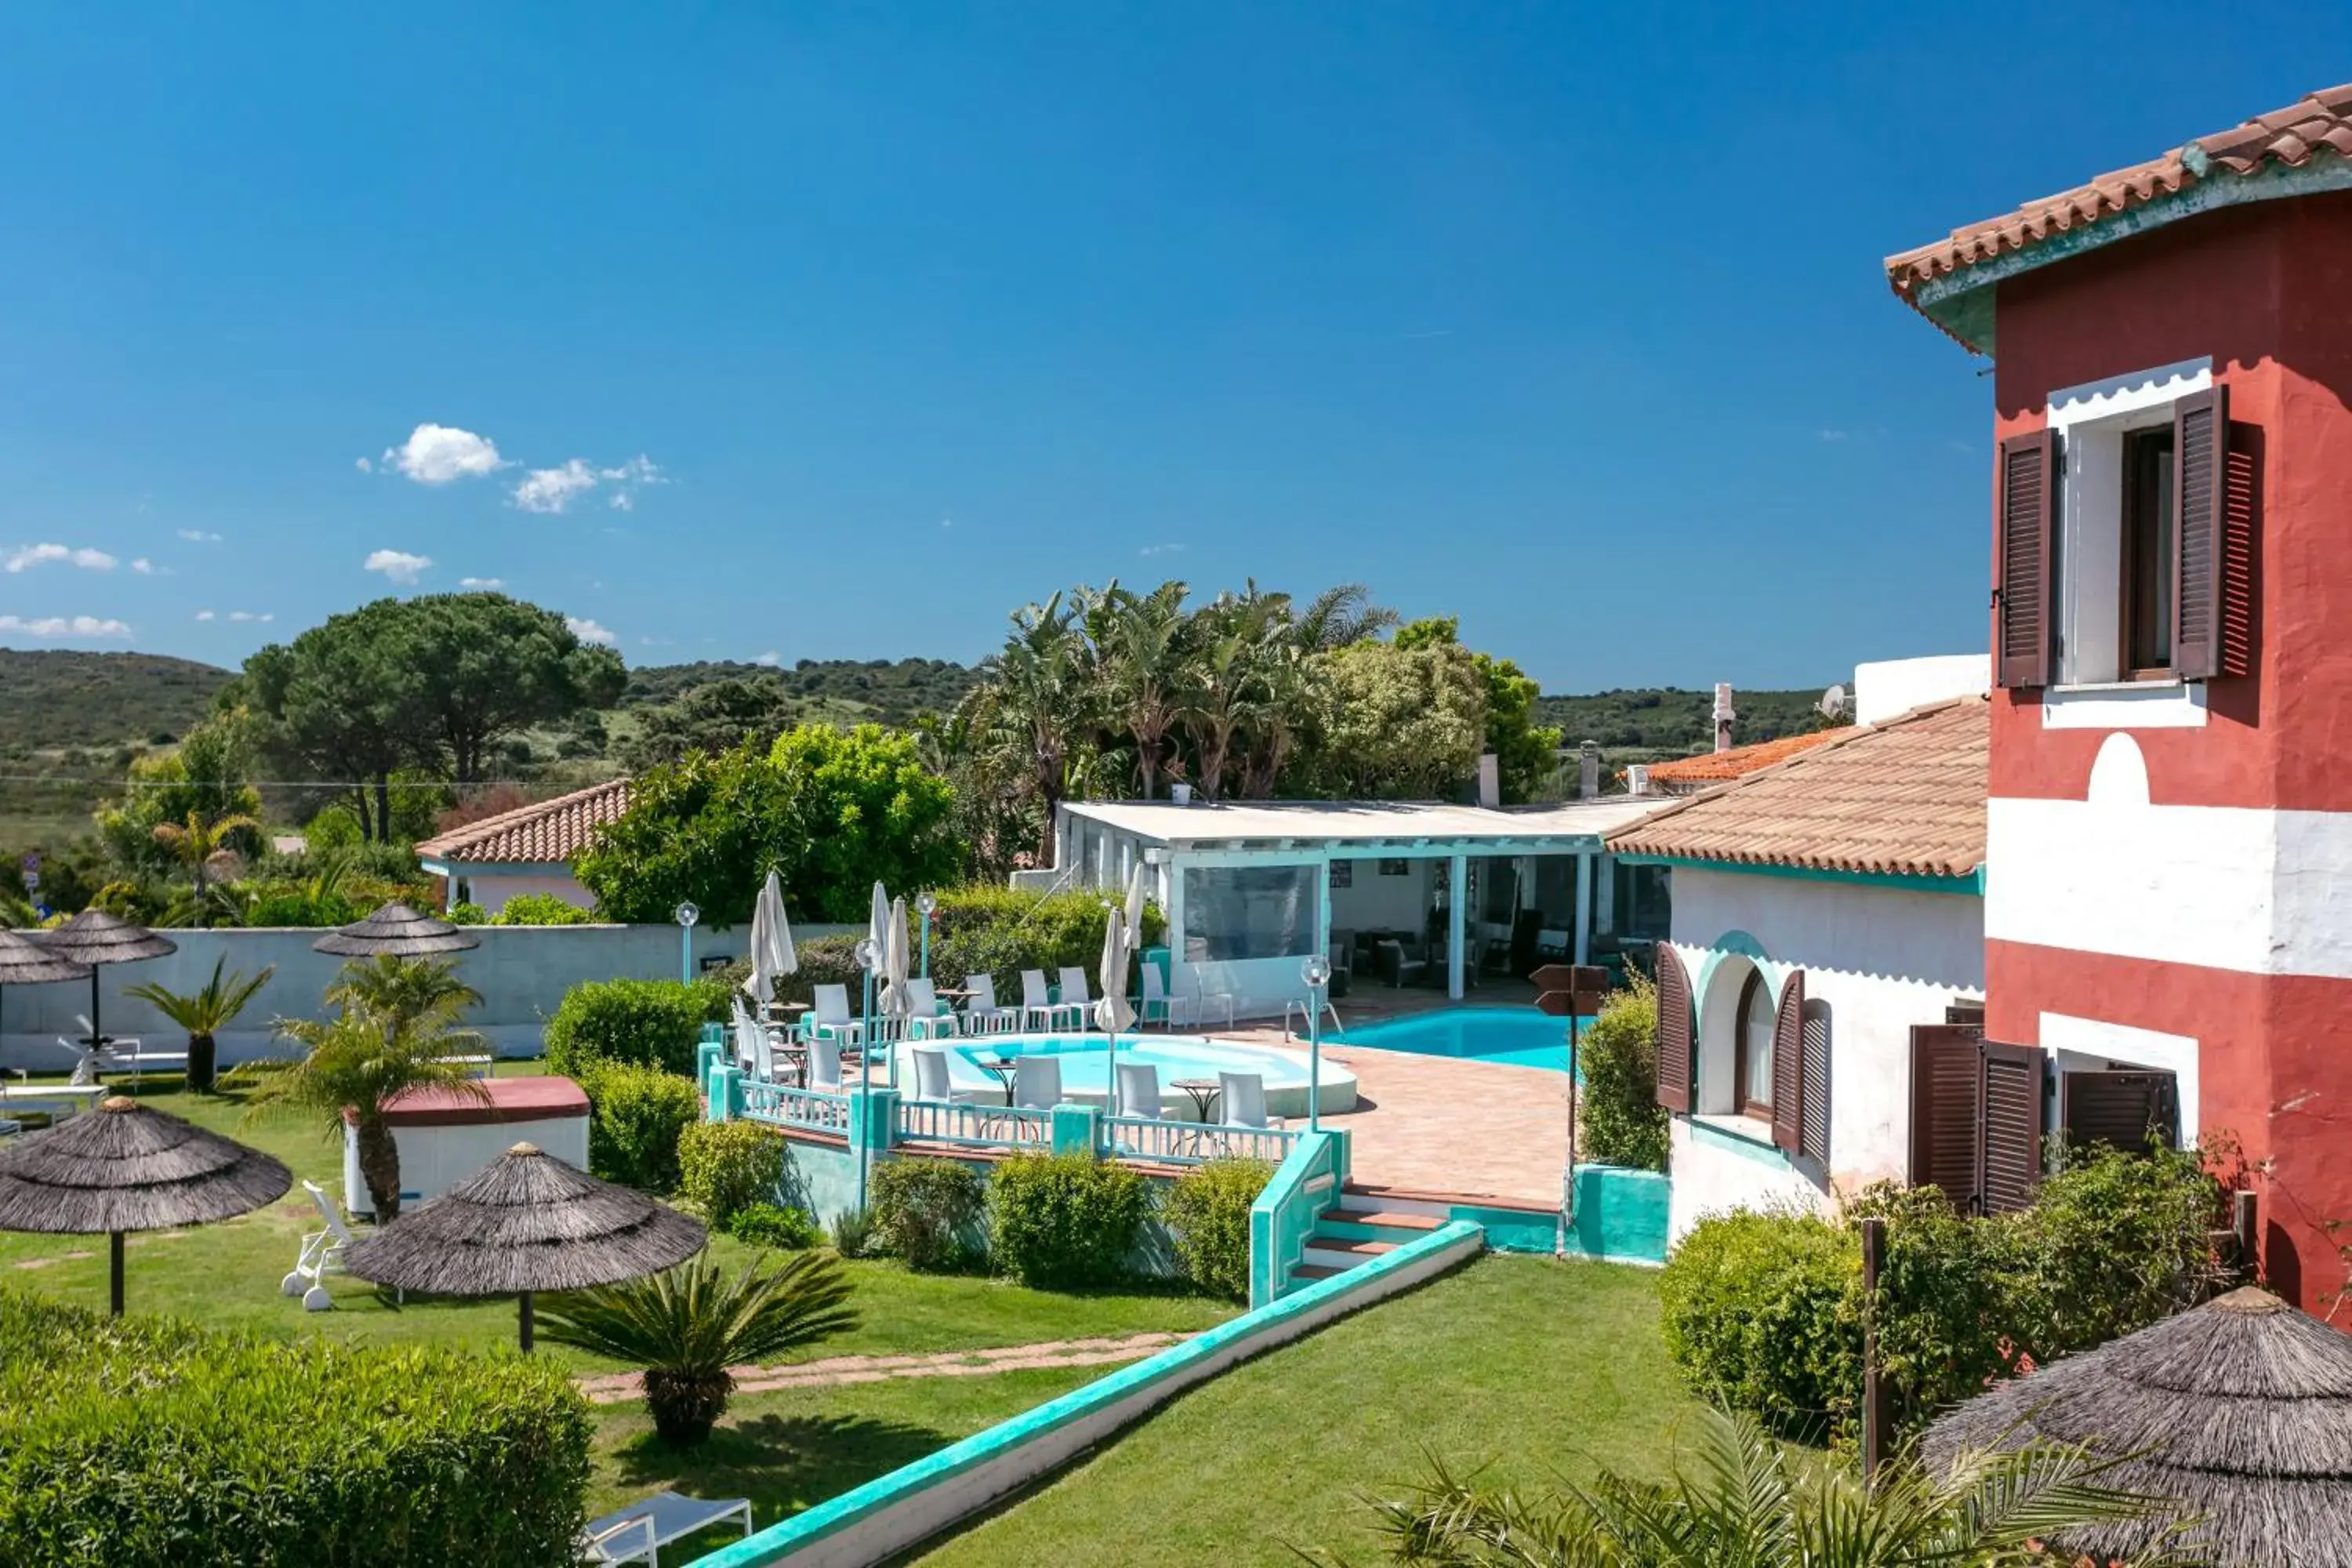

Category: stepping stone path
[572, 1331, 1191, 1404]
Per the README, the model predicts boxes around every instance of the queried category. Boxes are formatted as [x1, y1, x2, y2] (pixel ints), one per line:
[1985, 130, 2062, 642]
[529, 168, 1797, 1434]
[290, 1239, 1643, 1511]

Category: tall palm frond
[1295, 582, 1400, 652]
[324, 954, 482, 1029]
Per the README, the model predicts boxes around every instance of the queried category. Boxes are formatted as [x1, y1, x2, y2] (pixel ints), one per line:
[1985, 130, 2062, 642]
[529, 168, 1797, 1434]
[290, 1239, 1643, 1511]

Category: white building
[414, 777, 630, 916]
[1607, 659, 1990, 1241]
[1022, 797, 1675, 1021]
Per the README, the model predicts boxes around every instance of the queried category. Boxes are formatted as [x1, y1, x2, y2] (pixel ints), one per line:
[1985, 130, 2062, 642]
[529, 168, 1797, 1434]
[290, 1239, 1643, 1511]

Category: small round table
[978, 1055, 1022, 1105]
[1171, 1077, 1222, 1123]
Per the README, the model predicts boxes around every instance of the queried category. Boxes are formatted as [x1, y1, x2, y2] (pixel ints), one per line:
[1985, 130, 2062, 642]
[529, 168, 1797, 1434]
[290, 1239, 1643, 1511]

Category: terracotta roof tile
[1886, 83, 2352, 323]
[1606, 698, 1986, 881]
[1642, 730, 1842, 785]
[414, 778, 633, 865]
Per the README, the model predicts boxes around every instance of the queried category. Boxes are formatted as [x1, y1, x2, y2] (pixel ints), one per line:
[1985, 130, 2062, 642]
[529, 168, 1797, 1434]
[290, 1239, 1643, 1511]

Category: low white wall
[0, 924, 707, 1070]
[1853, 653, 1987, 724]
[343, 1110, 590, 1218]
[448, 869, 595, 915]
[1668, 1116, 1831, 1241]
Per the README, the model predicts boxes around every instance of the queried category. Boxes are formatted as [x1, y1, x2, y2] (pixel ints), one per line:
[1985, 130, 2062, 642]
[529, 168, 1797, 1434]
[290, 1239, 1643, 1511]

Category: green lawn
[911, 1254, 1697, 1568]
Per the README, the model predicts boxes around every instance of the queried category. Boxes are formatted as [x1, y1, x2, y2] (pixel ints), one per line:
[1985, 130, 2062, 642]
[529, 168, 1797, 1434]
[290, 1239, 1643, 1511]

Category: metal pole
[1861, 1215, 1888, 1486]
[1565, 1000, 1581, 1230]
[679, 924, 691, 985]
[1308, 991, 1323, 1133]
[857, 968, 873, 1214]
[920, 914, 931, 980]
[519, 1289, 535, 1353]
[109, 1231, 124, 1316]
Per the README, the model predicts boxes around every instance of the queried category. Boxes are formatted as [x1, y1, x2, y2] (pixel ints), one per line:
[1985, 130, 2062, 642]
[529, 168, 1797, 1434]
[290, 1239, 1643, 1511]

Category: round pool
[885, 1032, 1357, 1120]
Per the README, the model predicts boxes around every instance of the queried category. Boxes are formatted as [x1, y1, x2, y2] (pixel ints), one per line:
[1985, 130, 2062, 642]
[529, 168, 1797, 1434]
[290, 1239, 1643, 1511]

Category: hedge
[1577, 977, 1668, 1172]
[678, 1120, 787, 1227]
[870, 1158, 988, 1272]
[989, 1152, 1150, 1288]
[1162, 1159, 1272, 1301]
[578, 1059, 701, 1192]
[0, 1288, 590, 1566]
[543, 976, 730, 1078]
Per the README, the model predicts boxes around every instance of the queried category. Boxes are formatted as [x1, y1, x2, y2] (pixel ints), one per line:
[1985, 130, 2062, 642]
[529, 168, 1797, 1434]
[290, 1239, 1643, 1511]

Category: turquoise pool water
[1335, 1006, 1584, 1073]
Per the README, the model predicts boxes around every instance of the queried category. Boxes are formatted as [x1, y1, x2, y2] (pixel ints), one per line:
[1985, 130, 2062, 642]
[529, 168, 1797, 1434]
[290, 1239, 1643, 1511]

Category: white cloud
[753, 650, 781, 667]
[227, 610, 273, 623]
[0, 614, 132, 638]
[177, 528, 223, 543]
[1819, 429, 1849, 442]
[363, 548, 433, 586]
[386, 423, 504, 484]
[130, 557, 160, 575]
[512, 458, 598, 514]
[458, 575, 505, 590]
[1138, 543, 1185, 557]
[354, 456, 372, 473]
[5, 543, 117, 573]
[566, 615, 617, 647]
[194, 609, 216, 622]
[940, 517, 954, 529]
[608, 491, 633, 512]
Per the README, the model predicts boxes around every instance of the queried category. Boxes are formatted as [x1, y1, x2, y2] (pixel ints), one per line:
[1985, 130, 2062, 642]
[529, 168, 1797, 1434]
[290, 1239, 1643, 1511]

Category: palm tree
[537, 1251, 858, 1446]
[1331, 1406, 2187, 1567]
[1103, 580, 1193, 799]
[324, 954, 482, 1030]
[982, 593, 1088, 862]
[233, 995, 488, 1220]
[151, 808, 261, 929]
[123, 956, 274, 1094]
[1294, 582, 1399, 652]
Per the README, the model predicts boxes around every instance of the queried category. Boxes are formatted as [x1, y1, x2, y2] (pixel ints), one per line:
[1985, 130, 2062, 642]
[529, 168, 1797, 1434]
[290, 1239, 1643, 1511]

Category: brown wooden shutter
[1653, 943, 1693, 1113]
[1799, 1005, 1831, 1163]
[1909, 1024, 1983, 1208]
[1979, 1040, 2045, 1214]
[1769, 970, 1806, 1153]
[1996, 431, 2056, 689]
[2060, 1069, 2180, 1154]
[2172, 386, 2230, 680]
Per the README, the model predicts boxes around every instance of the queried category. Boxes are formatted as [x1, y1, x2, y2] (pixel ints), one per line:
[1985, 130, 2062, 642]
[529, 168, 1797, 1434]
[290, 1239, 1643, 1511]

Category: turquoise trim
[1446, 1202, 1559, 1256]
[1613, 853, 1980, 896]
[1687, 1114, 1793, 1171]
[688, 1219, 1485, 1568]
[1250, 1131, 1344, 1308]
[1568, 1164, 1670, 1265]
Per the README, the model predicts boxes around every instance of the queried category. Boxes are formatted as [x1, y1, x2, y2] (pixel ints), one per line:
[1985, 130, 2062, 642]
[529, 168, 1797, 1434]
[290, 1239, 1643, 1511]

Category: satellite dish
[1818, 684, 1848, 720]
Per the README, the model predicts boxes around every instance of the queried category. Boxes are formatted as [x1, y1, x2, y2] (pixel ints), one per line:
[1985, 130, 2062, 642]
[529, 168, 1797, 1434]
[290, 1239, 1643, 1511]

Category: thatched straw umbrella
[1922, 1286, 2352, 1566]
[311, 902, 481, 958]
[343, 1142, 706, 1351]
[0, 1095, 290, 1315]
[34, 910, 177, 1050]
[0, 927, 93, 1059]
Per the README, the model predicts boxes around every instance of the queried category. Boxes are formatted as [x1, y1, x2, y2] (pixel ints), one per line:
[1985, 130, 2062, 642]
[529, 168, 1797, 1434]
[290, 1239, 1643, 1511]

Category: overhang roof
[1643, 730, 1842, 786]
[1606, 697, 1987, 882]
[1061, 796, 1673, 851]
[416, 777, 633, 866]
[1887, 82, 2352, 352]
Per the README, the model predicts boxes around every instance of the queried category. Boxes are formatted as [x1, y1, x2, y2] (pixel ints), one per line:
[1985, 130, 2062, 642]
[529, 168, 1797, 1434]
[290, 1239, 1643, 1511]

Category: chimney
[1475, 753, 1500, 809]
[1578, 739, 1600, 800]
[1713, 683, 1737, 753]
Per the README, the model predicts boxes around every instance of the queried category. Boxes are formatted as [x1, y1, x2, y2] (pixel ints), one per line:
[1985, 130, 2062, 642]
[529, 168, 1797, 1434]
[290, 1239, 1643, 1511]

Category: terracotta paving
[572, 1331, 1188, 1404]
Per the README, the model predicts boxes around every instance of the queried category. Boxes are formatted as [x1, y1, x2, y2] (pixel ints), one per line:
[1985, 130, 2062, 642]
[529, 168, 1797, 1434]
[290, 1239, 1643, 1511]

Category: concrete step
[1289, 1262, 1347, 1283]
[1316, 1210, 1442, 1243]
[1335, 1182, 1452, 1221]
[1302, 1235, 1398, 1270]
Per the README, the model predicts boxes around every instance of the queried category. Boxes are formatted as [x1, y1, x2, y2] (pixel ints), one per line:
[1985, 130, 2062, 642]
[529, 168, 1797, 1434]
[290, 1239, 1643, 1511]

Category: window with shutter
[1653, 943, 1693, 1114]
[1996, 431, 2056, 688]
[1979, 1040, 2045, 1215]
[2060, 1069, 2180, 1154]
[1910, 1025, 1984, 1208]
[2172, 386, 2229, 680]
[1799, 1003, 1831, 1164]
[1769, 971, 1806, 1153]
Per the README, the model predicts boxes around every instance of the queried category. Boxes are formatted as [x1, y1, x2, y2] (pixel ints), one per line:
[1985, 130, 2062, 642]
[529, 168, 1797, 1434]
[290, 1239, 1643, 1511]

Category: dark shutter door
[1653, 944, 1693, 1113]
[1799, 1005, 1831, 1163]
[2060, 1070, 2180, 1154]
[1910, 1025, 1983, 1209]
[1996, 431, 2057, 689]
[2172, 386, 2230, 680]
[1769, 971, 1806, 1153]
[1980, 1040, 2046, 1214]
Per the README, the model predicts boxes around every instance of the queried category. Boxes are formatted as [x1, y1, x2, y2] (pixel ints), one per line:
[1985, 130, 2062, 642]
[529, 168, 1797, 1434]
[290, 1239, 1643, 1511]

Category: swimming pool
[1334, 1007, 1582, 1073]
[885, 1032, 1358, 1119]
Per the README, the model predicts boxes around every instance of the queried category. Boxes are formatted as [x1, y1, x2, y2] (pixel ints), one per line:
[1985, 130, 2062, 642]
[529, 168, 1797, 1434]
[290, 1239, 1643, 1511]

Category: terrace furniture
[1116, 1061, 1163, 1120]
[0, 1117, 20, 1141]
[58, 1031, 189, 1086]
[1284, 995, 1343, 1040]
[1171, 1076, 1221, 1122]
[1191, 971, 1236, 1030]
[0, 1078, 107, 1123]
[1020, 970, 1081, 1032]
[911, 1046, 955, 1103]
[1139, 964, 1192, 1029]
[960, 974, 1020, 1035]
[806, 1034, 844, 1093]
[975, 1054, 1022, 1105]
[1014, 1055, 1062, 1110]
[580, 1490, 753, 1566]
[281, 1178, 359, 1312]
[431, 1052, 494, 1079]
[802, 985, 867, 1047]
[1055, 966, 1096, 1029]
[1373, 938, 1430, 989]
[902, 978, 959, 1041]
[1220, 1070, 1269, 1128]
[1324, 936, 1354, 998]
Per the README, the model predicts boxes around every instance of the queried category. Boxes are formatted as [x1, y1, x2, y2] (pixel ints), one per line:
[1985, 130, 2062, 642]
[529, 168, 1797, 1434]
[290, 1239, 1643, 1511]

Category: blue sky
[2, 7, 2344, 691]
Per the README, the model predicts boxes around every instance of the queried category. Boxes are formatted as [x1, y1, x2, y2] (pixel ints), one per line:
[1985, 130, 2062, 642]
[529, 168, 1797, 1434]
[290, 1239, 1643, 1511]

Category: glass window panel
[1181, 864, 1321, 963]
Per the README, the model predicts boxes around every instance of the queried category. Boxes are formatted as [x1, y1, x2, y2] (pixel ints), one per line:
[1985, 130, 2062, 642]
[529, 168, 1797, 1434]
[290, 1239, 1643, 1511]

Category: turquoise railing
[740, 1081, 854, 1138]
[893, 1099, 1052, 1150]
[1248, 1128, 1346, 1308]
[1103, 1116, 1298, 1166]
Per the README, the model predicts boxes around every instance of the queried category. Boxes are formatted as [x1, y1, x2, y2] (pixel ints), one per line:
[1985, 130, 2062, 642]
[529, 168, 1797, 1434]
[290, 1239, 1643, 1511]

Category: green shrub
[544, 977, 728, 1077]
[578, 1062, 700, 1193]
[726, 1201, 822, 1249]
[1163, 1159, 1271, 1301]
[677, 1120, 786, 1227]
[0, 1287, 590, 1566]
[1658, 1208, 1857, 1441]
[829, 1206, 874, 1258]
[870, 1158, 989, 1271]
[753, 887, 1164, 1011]
[492, 892, 594, 927]
[445, 900, 491, 925]
[1577, 976, 1669, 1172]
[1835, 1181, 2020, 1436]
[238, 887, 361, 928]
[988, 1152, 1150, 1289]
[2016, 1138, 2229, 1359]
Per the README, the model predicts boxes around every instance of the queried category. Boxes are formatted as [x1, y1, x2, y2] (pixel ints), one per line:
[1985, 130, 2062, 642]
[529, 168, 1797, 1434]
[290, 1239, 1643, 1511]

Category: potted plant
[124, 956, 274, 1094]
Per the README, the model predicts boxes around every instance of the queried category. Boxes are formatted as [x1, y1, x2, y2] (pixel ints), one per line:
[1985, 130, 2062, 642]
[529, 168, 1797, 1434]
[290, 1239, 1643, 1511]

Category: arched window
[1735, 967, 1775, 1118]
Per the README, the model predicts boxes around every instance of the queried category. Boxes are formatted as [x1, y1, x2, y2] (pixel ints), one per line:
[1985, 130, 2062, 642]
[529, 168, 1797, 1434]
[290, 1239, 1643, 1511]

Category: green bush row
[1577, 977, 1669, 1173]
[1657, 1142, 2233, 1443]
[578, 1060, 702, 1193]
[0, 1288, 591, 1567]
[543, 976, 731, 1078]
[679, 1120, 787, 1225]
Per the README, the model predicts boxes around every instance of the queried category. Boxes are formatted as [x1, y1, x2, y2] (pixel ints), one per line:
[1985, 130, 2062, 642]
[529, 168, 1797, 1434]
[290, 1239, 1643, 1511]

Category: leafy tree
[1294, 580, 1401, 651]
[1395, 616, 1563, 803]
[1102, 580, 1194, 800]
[538, 1252, 857, 1446]
[401, 593, 626, 785]
[1305, 637, 1486, 798]
[93, 707, 266, 879]
[151, 808, 263, 927]
[324, 954, 482, 1031]
[618, 677, 798, 771]
[238, 600, 433, 842]
[1578, 976, 1668, 1171]
[576, 724, 959, 924]
[124, 956, 273, 1093]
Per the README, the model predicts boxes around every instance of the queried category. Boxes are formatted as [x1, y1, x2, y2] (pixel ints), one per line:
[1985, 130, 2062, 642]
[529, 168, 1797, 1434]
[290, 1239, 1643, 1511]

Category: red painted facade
[1980, 190, 2352, 1312]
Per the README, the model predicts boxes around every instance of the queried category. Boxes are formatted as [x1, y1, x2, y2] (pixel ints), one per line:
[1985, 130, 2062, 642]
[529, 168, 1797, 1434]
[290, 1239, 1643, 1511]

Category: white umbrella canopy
[1122, 863, 1148, 946]
[742, 871, 799, 1005]
[1094, 909, 1135, 1036]
[880, 896, 912, 1022]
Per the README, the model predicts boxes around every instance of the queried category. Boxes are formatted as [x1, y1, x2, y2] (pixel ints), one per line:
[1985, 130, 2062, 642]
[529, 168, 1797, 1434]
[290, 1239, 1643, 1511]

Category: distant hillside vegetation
[620, 659, 979, 729]
[0, 651, 234, 750]
[1534, 686, 1835, 760]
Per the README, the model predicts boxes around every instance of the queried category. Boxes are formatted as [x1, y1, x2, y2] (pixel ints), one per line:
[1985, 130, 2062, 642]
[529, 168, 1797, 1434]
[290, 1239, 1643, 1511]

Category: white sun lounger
[580, 1490, 753, 1565]
[281, 1179, 358, 1312]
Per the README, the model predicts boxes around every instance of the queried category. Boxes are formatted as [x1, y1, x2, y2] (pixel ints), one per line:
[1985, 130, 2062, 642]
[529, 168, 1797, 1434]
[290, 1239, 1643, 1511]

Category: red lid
[347, 1074, 593, 1127]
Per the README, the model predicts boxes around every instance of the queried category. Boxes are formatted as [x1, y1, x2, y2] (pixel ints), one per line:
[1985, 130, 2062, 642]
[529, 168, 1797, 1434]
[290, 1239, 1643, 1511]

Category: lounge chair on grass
[281, 1180, 369, 1312]
[581, 1491, 753, 1566]
[960, 974, 1019, 1035]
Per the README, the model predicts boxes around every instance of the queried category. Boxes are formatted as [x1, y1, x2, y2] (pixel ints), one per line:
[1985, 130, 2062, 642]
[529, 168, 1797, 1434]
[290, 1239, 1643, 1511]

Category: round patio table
[977, 1055, 1022, 1105]
[1171, 1077, 1222, 1123]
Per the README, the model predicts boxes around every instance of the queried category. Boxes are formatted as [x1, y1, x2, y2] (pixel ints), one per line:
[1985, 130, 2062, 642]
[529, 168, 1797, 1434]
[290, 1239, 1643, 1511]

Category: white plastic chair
[807, 1033, 844, 1093]
[281, 1179, 358, 1312]
[912, 1046, 954, 1102]
[1020, 970, 1078, 1032]
[804, 985, 866, 1045]
[961, 974, 1018, 1035]
[1193, 975, 1236, 1029]
[1139, 965, 1192, 1029]
[1219, 1070, 1268, 1128]
[1014, 1055, 1062, 1109]
[1116, 1061, 1162, 1120]
[903, 978, 958, 1040]
[1056, 967, 1095, 1030]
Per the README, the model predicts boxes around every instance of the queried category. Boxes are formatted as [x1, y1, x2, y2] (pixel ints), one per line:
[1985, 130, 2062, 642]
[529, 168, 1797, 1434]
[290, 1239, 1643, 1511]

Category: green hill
[0, 650, 234, 750]
[1534, 685, 1837, 760]
[620, 659, 978, 729]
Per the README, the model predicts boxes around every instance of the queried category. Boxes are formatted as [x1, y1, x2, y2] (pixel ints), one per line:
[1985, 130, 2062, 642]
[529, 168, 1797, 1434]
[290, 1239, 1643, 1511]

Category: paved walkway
[572, 1331, 1189, 1405]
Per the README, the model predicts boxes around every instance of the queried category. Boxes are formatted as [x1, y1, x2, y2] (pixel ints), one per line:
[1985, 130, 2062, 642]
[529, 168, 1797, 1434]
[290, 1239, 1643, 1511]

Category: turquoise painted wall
[1567, 1164, 1669, 1265]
